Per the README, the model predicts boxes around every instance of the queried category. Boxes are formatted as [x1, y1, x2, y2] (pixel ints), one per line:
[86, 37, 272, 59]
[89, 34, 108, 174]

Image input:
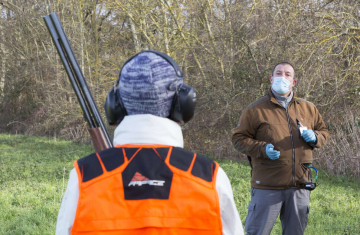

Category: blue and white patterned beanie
[118, 52, 183, 117]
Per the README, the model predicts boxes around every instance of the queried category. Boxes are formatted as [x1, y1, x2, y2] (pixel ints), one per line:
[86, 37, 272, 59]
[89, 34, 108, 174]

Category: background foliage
[0, 0, 360, 178]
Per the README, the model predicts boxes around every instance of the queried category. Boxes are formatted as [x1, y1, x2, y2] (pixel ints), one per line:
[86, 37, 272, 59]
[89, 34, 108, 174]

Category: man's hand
[301, 129, 317, 143]
[265, 144, 280, 160]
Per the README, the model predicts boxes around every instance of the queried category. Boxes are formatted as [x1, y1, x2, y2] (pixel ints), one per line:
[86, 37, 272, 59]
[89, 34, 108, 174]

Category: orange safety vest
[71, 145, 222, 235]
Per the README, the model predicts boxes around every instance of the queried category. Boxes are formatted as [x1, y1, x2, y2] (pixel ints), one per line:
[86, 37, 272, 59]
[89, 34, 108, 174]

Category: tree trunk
[0, 6, 7, 95]
[128, 6, 141, 53]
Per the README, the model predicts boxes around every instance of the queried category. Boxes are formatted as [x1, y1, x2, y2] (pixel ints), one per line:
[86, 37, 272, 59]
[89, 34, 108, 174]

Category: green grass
[0, 133, 359, 234]
[219, 160, 360, 234]
[0, 134, 93, 235]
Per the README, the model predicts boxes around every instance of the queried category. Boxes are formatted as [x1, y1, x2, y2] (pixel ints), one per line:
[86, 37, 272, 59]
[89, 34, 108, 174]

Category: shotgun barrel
[43, 12, 113, 151]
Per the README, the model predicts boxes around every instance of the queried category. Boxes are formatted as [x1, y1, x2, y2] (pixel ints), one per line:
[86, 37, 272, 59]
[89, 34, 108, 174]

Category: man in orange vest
[56, 51, 244, 235]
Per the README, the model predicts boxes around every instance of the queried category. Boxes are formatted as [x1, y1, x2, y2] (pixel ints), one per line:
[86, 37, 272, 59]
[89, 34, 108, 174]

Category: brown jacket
[232, 89, 329, 189]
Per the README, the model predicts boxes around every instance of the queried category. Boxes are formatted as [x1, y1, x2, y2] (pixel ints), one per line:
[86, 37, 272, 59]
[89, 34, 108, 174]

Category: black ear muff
[170, 84, 196, 124]
[104, 87, 127, 126]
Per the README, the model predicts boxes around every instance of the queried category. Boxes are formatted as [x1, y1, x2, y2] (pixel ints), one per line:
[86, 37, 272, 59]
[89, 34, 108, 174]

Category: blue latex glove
[265, 144, 280, 160]
[301, 129, 317, 143]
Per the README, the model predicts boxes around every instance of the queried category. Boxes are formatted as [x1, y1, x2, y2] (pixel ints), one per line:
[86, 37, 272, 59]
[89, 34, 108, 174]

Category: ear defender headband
[104, 50, 196, 125]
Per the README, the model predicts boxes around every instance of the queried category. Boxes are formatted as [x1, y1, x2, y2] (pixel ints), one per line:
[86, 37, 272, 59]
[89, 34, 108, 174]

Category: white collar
[113, 114, 184, 148]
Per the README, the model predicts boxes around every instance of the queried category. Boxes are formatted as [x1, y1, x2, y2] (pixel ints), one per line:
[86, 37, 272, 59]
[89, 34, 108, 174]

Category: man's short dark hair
[272, 62, 296, 79]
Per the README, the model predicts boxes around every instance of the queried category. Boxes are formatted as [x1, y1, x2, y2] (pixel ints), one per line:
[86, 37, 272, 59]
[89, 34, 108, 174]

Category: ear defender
[104, 86, 127, 126]
[170, 84, 196, 124]
[104, 50, 196, 125]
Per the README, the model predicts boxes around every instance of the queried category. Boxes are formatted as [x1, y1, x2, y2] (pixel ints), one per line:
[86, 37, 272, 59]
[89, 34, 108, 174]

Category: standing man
[56, 51, 244, 235]
[232, 62, 329, 235]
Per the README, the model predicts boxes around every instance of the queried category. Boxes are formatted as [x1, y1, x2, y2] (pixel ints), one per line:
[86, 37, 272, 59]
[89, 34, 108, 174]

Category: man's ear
[270, 76, 273, 83]
[293, 79, 297, 86]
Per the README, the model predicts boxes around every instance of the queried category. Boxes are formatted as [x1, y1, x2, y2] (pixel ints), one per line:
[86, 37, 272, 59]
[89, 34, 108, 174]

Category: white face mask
[272, 77, 290, 94]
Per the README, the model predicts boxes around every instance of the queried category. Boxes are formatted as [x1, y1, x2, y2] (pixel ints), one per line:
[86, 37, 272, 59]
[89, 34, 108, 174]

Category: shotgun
[43, 12, 113, 152]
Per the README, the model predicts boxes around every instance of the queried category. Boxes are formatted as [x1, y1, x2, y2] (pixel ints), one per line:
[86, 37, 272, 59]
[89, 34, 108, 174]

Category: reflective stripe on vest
[71, 145, 222, 235]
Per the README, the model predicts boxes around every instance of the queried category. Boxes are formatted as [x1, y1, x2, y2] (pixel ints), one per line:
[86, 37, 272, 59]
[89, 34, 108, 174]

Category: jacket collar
[268, 87, 297, 107]
[113, 114, 184, 148]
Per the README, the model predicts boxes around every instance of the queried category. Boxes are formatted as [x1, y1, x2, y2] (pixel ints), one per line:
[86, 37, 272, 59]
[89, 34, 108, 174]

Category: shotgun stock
[44, 12, 113, 152]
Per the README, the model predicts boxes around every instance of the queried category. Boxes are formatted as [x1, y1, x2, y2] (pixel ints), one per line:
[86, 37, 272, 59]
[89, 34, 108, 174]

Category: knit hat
[118, 52, 183, 117]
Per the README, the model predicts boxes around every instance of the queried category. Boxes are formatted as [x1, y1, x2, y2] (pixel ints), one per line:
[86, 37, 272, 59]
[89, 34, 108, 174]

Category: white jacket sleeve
[55, 168, 79, 235]
[216, 167, 245, 235]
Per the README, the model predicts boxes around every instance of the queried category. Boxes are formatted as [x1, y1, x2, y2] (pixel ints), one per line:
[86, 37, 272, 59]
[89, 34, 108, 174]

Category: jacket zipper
[286, 109, 295, 186]
[296, 119, 301, 139]
[271, 97, 296, 186]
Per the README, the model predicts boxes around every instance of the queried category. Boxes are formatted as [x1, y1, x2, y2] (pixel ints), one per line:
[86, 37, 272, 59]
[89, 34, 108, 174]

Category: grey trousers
[244, 188, 310, 235]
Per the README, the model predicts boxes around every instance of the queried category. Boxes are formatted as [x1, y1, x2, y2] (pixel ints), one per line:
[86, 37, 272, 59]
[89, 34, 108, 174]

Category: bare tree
[0, 0, 359, 177]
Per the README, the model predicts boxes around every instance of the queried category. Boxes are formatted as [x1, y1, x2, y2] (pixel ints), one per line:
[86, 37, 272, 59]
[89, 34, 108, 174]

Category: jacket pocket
[260, 161, 287, 166]
[301, 162, 311, 170]
[296, 162, 311, 185]
[298, 112, 314, 130]
[253, 160, 290, 187]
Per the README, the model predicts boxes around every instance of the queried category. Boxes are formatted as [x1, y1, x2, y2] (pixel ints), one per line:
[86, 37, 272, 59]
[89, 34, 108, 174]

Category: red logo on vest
[128, 172, 165, 187]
